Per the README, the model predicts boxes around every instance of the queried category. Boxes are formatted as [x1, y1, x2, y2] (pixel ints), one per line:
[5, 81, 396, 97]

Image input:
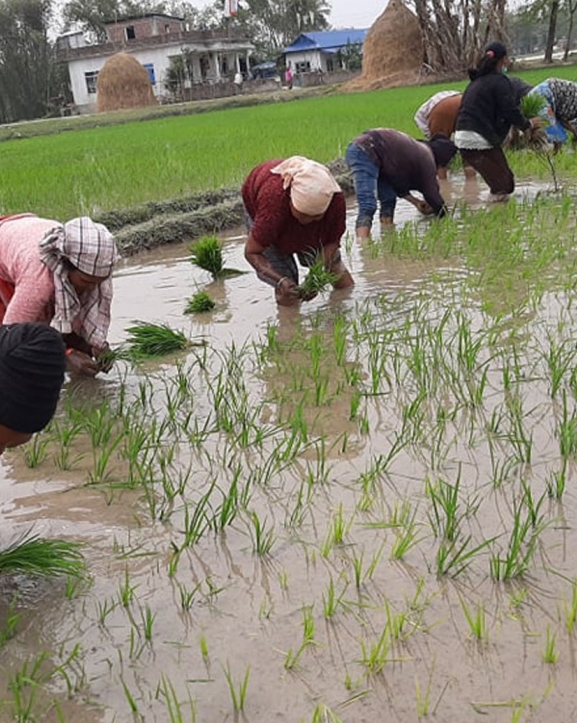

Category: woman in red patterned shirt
[242, 156, 354, 306]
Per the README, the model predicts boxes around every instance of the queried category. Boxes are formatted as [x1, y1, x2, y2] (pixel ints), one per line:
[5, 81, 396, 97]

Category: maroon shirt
[242, 159, 346, 255]
[353, 129, 446, 216]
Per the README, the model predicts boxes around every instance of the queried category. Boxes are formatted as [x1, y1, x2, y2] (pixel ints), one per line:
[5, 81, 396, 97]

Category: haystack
[96, 53, 157, 112]
[344, 0, 424, 92]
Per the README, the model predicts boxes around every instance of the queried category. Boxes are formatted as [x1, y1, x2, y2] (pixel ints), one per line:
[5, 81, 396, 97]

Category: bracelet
[276, 276, 289, 289]
[65, 348, 75, 356]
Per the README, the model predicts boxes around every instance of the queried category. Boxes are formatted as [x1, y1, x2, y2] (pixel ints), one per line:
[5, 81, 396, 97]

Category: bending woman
[0, 214, 118, 376]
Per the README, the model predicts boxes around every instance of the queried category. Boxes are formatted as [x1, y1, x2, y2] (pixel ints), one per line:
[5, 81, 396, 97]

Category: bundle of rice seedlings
[298, 258, 339, 298]
[185, 290, 216, 314]
[189, 236, 245, 279]
[521, 93, 548, 120]
[0, 532, 84, 577]
[124, 322, 190, 359]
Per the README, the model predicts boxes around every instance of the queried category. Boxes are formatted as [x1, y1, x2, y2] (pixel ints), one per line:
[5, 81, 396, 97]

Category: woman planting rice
[0, 214, 118, 376]
[455, 41, 540, 202]
[345, 128, 456, 238]
[242, 157, 354, 306]
[526, 77, 577, 150]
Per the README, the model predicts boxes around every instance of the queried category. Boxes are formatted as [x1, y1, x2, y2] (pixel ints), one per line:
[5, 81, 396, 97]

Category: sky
[207, 0, 383, 29]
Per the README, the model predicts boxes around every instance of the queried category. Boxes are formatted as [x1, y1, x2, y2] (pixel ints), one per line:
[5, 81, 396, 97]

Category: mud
[0, 175, 574, 723]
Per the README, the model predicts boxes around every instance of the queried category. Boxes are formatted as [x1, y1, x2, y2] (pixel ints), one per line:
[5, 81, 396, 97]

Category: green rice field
[1, 65, 577, 220]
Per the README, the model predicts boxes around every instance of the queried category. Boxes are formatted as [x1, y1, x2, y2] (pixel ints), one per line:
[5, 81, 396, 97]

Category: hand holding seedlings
[66, 348, 101, 377]
[275, 277, 301, 306]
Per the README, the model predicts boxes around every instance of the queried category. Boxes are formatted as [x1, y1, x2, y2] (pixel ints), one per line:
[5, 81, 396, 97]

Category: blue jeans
[345, 142, 397, 228]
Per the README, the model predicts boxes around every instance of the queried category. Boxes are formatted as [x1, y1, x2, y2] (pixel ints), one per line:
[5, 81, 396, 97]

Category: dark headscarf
[0, 323, 65, 433]
[428, 134, 458, 168]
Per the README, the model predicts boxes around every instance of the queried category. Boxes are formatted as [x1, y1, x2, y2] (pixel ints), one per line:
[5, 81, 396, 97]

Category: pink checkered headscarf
[39, 217, 118, 351]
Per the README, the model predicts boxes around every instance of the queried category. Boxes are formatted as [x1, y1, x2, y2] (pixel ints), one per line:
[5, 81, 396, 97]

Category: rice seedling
[310, 703, 344, 723]
[189, 236, 244, 279]
[459, 597, 488, 642]
[542, 624, 559, 664]
[298, 257, 339, 297]
[118, 567, 137, 607]
[248, 511, 275, 555]
[184, 290, 216, 314]
[359, 624, 392, 675]
[0, 532, 84, 577]
[156, 675, 197, 723]
[563, 580, 577, 634]
[426, 474, 461, 542]
[0, 599, 20, 648]
[222, 663, 250, 714]
[436, 536, 494, 578]
[23, 433, 49, 468]
[123, 322, 193, 360]
[489, 503, 544, 581]
[120, 675, 140, 716]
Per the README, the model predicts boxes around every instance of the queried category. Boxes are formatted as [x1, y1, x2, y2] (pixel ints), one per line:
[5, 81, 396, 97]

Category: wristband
[276, 276, 289, 289]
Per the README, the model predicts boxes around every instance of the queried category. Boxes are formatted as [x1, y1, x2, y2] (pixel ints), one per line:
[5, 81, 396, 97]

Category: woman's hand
[275, 277, 300, 306]
[66, 349, 101, 377]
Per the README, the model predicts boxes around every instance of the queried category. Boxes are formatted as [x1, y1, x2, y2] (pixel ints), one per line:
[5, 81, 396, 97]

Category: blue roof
[284, 29, 368, 54]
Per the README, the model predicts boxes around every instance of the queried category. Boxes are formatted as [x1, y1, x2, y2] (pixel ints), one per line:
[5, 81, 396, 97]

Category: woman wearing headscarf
[345, 128, 457, 238]
[0, 213, 118, 376]
[455, 41, 540, 201]
[0, 322, 65, 455]
[242, 156, 354, 306]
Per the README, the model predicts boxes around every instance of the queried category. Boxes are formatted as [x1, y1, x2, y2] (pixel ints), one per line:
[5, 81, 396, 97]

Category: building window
[85, 71, 99, 94]
[326, 58, 334, 72]
[125, 25, 135, 40]
[143, 63, 156, 85]
[165, 24, 170, 33]
[295, 61, 311, 73]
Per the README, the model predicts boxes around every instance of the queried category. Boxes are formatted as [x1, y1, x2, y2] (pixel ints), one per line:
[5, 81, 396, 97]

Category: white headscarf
[271, 156, 341, 216]
[39, 217, 118, 350]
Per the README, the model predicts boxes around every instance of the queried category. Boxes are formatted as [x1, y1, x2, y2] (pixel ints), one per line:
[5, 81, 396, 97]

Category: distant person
[234, 70, 243, 94]
[526, 77, 577, 149]
[0, 214, 118, 376]
[285, 65, 294, 90]
[455, 41, 540, 202]
[345, 128, 457, 238]
[0, 323, 65, 456]
[242, 156, 354, 306]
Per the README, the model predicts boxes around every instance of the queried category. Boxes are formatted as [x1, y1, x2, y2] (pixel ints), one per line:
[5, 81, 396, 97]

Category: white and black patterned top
[549, 78, 577, 122]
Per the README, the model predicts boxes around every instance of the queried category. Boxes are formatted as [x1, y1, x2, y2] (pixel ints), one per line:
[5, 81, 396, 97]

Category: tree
[410, 0, 509, 72]
[544, 0, 560, 61]
[0, 0, 54, 122]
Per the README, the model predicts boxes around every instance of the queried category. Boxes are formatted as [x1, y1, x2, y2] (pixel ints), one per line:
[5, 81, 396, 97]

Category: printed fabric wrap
[39, 216, 118, 350]
[530, 81, 568, 144]
[271, 156, 341, 216]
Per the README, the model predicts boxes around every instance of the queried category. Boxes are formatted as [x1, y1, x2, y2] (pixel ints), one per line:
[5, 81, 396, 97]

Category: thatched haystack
[344, 0, 424, 92]
[96, 53, 157, 112]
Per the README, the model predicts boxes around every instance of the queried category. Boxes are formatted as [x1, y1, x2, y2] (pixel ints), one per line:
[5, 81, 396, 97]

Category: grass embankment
[1, 63, 576, 252]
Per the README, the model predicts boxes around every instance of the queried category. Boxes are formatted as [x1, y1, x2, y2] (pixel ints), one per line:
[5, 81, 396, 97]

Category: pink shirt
[0, 216, 59, 325]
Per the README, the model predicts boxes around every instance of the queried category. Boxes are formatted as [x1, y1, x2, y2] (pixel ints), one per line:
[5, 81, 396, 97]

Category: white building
[283, 29, 368, 74]
[58, 14, 254, 113]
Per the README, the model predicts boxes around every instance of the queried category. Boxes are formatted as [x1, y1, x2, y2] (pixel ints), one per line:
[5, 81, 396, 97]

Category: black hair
[468, 41, 508, 81]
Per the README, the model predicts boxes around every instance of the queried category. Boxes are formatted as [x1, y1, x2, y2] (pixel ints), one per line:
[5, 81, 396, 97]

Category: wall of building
[106, 16, 183, 43]
[68, 43, 252, 111]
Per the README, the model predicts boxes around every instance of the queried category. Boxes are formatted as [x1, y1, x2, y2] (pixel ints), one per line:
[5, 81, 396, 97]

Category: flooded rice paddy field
[3, 174, 577, 721]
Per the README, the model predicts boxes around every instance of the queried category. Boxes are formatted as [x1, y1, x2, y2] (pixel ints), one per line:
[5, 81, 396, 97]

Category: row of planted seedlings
[6, 190, 577, 721]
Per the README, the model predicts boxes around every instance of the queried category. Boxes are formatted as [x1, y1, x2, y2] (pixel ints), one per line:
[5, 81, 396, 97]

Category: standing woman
[0, 214, 118, 376]
[455, 41, 540, 201]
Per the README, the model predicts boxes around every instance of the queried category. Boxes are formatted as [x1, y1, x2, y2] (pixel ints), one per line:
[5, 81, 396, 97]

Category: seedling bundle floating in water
[0, 532, 84, 577]
[185, 290, 216, 314]
[189, 236, 245, 279]
[123, 322, 198, 359]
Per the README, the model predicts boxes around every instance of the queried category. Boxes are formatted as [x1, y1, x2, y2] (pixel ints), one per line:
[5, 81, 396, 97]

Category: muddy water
[0, 176, 574, 723]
